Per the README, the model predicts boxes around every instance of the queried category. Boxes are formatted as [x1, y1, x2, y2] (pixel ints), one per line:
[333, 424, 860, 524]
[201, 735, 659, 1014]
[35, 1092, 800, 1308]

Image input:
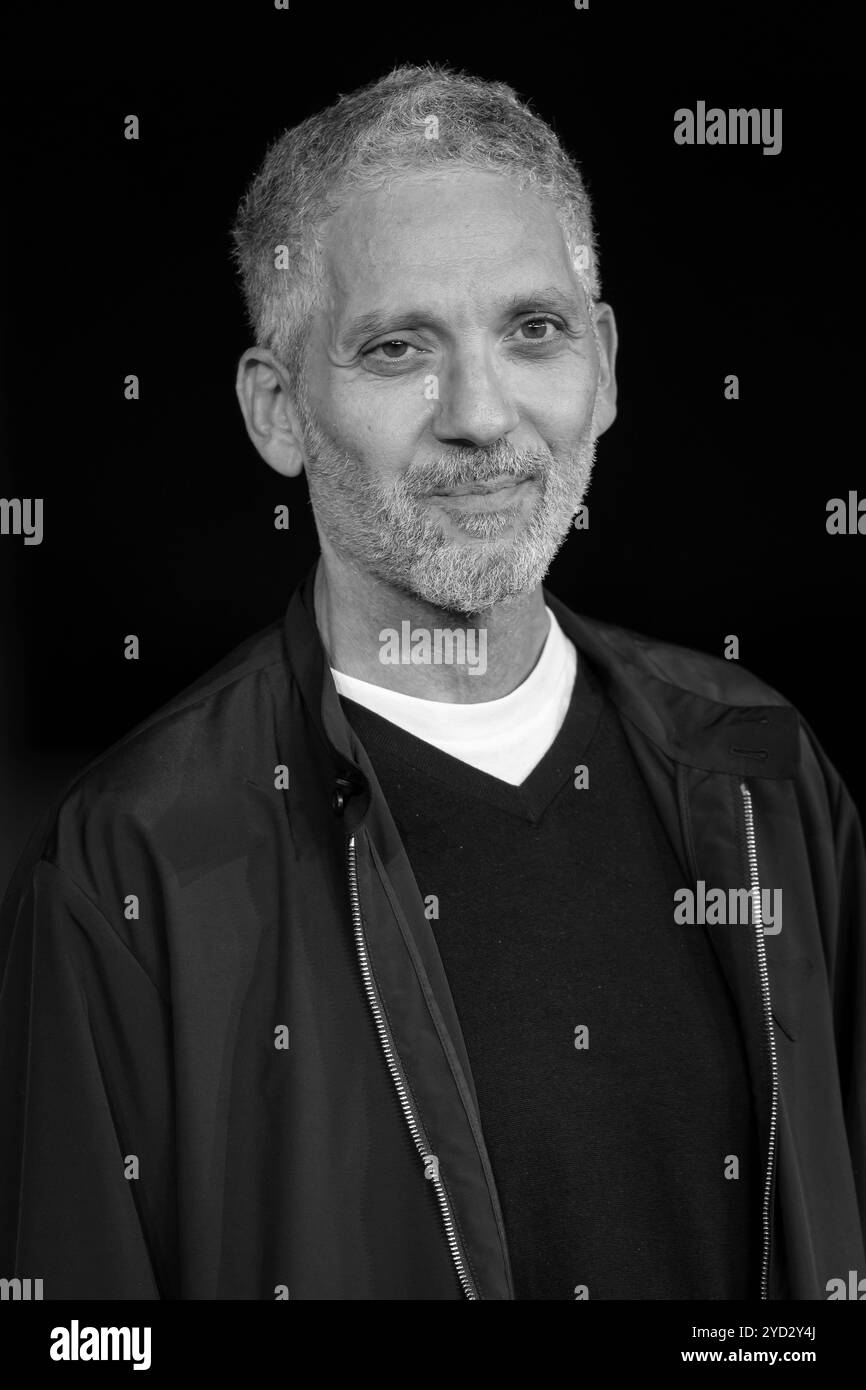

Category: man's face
[297, 167, 615, 615]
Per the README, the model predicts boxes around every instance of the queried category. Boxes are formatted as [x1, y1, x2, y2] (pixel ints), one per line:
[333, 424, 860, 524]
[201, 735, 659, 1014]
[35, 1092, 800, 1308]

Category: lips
[428, 474, 533, 497]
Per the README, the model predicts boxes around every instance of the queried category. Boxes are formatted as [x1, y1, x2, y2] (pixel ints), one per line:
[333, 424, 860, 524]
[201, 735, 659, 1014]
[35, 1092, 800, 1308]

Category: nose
[431, 344, 520, 448]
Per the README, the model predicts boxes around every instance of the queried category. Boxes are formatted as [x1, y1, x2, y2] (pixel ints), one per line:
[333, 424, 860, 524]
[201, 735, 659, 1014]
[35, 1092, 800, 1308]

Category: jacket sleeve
[829, 771, 866, 1243]
[800, 719, 866, 1249]
[0, 858, 177, 1299]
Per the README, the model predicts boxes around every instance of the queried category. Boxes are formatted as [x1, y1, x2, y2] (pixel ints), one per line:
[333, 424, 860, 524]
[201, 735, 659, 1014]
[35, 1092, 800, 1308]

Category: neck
[313, 544, 550, 703]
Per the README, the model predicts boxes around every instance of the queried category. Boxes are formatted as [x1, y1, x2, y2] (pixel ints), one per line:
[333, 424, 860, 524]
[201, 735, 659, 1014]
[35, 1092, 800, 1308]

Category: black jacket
[1, 562, 864, 1300]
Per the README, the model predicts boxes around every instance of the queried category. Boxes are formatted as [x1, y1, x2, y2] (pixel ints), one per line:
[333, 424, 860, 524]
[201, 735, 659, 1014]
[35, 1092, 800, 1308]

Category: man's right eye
[363, 339, 418, 361]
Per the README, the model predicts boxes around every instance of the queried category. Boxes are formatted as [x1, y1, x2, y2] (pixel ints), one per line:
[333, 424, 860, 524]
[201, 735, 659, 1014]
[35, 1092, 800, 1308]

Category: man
[1, 64, 864, 1301]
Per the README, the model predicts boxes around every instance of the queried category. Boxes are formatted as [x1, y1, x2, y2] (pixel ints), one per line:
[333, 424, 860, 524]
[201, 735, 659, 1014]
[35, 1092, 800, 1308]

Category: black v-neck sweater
[341, 654, 760, 1300]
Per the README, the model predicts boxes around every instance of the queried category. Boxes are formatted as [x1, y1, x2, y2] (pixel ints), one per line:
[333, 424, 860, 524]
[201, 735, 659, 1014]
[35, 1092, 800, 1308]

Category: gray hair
[232, 63, 601, 389]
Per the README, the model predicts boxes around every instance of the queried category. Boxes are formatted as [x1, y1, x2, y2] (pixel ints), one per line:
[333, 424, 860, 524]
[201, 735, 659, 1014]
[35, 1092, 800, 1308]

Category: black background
[0, 2, 862, 892]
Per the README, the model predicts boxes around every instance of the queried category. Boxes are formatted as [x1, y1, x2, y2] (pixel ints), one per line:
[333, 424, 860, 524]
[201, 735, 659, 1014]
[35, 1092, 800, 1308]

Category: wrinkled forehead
[316, 168, 584, 333]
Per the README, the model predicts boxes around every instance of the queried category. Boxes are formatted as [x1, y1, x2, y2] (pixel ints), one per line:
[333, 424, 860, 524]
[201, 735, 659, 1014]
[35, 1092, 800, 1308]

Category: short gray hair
[232, 63, 601, 388]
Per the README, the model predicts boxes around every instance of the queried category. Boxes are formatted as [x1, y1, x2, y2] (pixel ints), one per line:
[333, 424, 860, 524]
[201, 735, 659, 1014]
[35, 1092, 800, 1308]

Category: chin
[407, 555, 545, 617]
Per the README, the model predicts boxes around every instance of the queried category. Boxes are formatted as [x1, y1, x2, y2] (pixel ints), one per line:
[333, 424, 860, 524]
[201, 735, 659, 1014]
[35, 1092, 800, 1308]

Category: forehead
[318, 168, 577, 321]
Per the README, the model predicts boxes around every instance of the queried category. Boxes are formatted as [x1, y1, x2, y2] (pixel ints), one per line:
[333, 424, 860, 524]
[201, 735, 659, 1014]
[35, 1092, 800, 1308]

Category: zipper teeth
[739, 780, 780, 1302]
[346, 834, 478, 1300]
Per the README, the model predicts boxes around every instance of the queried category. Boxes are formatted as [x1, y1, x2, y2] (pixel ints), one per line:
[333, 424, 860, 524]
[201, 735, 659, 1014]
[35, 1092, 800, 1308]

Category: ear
[590, 301, 618, 438]
[235, 346, 307, 478]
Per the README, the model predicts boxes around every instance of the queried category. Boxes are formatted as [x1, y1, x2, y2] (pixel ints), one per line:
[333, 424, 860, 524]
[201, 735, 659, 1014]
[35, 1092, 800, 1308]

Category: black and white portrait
[0, 5, 862, 1342]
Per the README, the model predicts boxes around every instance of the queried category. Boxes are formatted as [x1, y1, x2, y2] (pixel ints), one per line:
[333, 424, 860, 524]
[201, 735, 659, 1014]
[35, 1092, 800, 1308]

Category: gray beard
[296, 390, 597, 617]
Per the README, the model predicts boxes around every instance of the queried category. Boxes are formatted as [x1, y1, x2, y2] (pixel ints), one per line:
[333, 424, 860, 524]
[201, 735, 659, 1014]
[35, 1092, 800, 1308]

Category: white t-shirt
[330, 607, 577, 786]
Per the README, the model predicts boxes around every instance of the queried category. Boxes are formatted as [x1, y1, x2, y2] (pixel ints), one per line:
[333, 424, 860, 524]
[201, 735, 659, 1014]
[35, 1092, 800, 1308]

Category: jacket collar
[283, 560, 801, 785]
[543, 590, 801, 780]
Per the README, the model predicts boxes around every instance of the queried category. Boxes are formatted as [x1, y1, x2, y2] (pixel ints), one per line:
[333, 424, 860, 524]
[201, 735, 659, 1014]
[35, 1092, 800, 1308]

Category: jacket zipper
[739, 779, 779, 1302]
[346, 833, 479, 1300]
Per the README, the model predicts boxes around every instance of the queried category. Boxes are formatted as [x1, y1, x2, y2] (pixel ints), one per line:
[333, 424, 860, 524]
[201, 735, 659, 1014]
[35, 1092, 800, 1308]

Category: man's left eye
[364, 339, 418, 360]
[515, 317, 563, 342]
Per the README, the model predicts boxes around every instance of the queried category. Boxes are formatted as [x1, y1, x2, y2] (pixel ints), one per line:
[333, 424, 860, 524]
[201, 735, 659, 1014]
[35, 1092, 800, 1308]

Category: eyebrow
[337, 285, 588, 354]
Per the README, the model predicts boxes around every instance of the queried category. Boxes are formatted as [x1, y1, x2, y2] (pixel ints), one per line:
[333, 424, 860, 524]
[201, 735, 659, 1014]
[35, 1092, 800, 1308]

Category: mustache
[401, 443, 553, 497]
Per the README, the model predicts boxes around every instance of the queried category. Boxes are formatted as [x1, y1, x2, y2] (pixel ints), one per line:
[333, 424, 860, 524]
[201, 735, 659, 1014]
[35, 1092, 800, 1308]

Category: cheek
[329, 387, 429, 480]
[522, 377, 597, 450]
[512, 349, 596, 419]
